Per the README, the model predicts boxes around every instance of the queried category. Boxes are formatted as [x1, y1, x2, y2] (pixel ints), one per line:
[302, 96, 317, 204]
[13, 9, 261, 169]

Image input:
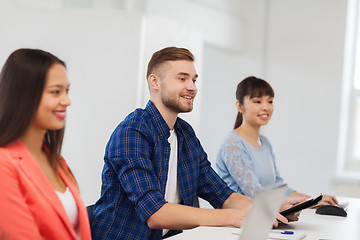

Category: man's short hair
[146, 47, 194, 79]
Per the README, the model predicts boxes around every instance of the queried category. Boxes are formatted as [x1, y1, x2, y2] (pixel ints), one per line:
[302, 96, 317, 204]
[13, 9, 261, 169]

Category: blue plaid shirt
[91, 101, 234, 240]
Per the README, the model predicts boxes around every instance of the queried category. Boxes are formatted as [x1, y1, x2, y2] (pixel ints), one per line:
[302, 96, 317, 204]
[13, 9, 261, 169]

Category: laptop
[168, 183, 287, 240]
[237, 183, 287, 240]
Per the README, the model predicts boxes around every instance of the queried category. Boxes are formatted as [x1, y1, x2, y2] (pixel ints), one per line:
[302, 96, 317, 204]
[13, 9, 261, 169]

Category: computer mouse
[315, 205, 347, 217]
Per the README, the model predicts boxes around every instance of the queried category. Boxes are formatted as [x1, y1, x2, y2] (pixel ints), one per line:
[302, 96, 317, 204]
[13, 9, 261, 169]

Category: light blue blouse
[216, 131, 293, 198]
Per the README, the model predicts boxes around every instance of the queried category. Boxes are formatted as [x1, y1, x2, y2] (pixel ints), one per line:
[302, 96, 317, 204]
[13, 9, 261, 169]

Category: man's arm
[146, 184, 297, 230]
[146, 201, 249, 230]
[145, 130, 252, 230]
[221, 192, 251, 209]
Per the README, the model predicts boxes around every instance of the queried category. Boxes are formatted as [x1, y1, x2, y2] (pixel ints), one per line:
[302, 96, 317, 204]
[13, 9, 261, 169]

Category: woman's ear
[236, 100, 243, 113]
[148, 74, 160, 90]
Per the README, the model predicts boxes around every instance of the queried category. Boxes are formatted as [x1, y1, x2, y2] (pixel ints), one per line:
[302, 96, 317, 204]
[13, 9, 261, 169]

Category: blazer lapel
[7, 140, 76, 238]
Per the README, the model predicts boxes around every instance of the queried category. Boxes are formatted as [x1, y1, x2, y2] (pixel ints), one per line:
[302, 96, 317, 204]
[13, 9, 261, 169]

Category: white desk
[168, 196, 360, 240]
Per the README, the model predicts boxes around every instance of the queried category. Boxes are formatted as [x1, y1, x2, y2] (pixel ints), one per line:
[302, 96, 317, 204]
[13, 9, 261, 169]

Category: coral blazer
[0, 140, 91, 240]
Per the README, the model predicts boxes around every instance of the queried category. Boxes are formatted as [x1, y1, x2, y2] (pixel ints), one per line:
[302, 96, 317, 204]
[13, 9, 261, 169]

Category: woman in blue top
[216, 76, 337, 206]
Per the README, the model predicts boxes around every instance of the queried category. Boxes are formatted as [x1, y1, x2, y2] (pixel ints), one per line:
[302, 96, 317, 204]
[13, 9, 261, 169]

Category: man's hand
[221, 207, 249, 228]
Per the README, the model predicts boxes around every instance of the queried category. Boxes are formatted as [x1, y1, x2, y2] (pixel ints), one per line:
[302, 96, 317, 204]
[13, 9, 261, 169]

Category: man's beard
[161, 91, 194, 113]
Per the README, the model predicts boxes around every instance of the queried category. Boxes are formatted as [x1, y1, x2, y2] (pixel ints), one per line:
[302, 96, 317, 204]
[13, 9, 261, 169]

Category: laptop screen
[238, 183, 287, 240]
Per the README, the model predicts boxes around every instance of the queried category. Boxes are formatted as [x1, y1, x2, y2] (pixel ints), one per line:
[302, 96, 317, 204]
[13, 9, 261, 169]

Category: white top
[56, 187, 81, 239]
[163, 129, 181, 236]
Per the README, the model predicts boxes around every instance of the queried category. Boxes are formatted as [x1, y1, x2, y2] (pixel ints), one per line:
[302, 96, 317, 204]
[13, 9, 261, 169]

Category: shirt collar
[145, 100, 185, 139]
[145, 100, 171, 139]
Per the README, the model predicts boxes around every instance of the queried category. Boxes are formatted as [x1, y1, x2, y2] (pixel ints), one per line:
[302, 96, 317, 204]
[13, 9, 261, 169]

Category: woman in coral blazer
[0, 49, 91, 239]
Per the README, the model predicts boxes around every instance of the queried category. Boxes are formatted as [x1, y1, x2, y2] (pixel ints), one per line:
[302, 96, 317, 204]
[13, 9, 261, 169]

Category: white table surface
[168, 196, 360, 240]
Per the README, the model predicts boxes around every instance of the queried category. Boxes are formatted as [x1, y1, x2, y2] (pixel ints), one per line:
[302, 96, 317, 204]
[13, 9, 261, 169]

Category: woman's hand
[313, 194, 338, 207]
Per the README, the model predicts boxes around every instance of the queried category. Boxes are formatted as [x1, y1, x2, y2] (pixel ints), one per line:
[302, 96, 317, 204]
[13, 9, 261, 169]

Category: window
[337, 0, 360, 177]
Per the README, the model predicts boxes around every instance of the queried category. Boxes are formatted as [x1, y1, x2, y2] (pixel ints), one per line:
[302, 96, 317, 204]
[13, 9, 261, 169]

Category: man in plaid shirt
[91, 47, 292, 240]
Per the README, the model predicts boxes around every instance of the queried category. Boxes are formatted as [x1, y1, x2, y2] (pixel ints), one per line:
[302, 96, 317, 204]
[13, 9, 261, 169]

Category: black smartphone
[280, 194, 323, 216]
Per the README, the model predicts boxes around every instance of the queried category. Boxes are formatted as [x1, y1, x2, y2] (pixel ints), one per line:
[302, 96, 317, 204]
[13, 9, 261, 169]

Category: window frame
[337, 0, 360, 178]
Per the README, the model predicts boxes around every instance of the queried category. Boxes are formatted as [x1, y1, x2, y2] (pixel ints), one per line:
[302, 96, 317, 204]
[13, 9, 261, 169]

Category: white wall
[197, 0, 348, 197]
[0, 0, 353, 205]
[264, 0, 347, 194]
[198, 0, 268, 171]
[0, 7, 146, 205]
[146, 0, 244, 52]
[0, 2, 206, 205]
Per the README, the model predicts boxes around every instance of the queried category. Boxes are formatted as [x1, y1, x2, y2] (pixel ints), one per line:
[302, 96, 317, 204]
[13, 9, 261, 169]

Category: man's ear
[236, 100, 243, 113]
[148, 74, 160, 90]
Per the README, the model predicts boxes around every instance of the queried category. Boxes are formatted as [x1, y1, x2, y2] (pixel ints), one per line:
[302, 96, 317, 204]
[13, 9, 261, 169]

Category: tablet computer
[280, 194, 323, 216]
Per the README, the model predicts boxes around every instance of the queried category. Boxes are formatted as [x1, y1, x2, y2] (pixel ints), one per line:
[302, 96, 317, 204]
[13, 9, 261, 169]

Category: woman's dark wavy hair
[234, 76, 275, 129]
[0, 48, 67, 172]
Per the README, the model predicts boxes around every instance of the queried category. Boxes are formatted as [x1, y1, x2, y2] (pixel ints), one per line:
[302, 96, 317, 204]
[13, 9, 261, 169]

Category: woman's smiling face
[31, 63, 71, 132]
[238, 95, 274, 127]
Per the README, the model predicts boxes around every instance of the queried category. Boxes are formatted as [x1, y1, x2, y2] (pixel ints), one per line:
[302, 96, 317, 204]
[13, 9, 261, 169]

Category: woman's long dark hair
[0, 49, 69, 175]
[234, 76, 275, 129]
